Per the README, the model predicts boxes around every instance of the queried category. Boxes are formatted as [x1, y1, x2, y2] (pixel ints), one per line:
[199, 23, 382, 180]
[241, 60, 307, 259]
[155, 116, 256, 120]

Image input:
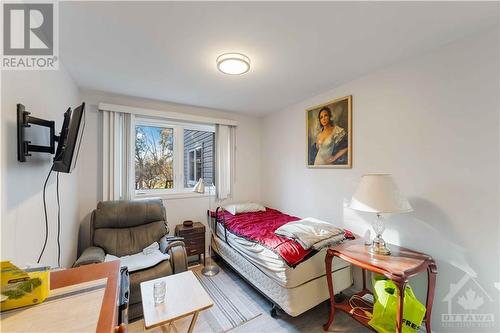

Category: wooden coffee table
[140, 271, 213, 332]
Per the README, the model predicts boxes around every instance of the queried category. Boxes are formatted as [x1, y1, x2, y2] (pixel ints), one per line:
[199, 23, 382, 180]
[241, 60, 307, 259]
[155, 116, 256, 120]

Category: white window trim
[135, 185, 216, 200]
[132, 116, 215, 200]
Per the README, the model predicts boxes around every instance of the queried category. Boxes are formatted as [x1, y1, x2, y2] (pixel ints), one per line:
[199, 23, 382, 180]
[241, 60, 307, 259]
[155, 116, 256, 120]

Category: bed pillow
[224, 202, 266, 215]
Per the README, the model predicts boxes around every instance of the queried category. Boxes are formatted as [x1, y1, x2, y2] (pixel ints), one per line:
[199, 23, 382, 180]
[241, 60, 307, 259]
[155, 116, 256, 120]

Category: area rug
[193, 264, 262, 332]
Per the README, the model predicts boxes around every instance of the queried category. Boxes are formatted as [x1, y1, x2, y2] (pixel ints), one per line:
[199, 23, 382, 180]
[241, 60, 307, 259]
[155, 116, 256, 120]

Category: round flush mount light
[216, 53, 250, 75]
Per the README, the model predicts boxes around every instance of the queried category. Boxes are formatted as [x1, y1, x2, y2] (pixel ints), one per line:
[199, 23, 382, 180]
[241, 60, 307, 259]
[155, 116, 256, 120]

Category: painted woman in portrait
[312, 106, 348, 165]
[306, 95, 351, 168]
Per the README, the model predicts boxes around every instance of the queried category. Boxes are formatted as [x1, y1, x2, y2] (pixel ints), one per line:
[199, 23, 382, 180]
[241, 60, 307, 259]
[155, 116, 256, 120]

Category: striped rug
[193, 265, 262, 332]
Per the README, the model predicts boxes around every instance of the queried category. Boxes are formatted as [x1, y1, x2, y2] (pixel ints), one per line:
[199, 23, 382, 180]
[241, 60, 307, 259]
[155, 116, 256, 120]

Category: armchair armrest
[159, 235, 185, 253]
[169, 242, 188, 274]
[159, 235, 187, 273]
[73, 246, 105, 267]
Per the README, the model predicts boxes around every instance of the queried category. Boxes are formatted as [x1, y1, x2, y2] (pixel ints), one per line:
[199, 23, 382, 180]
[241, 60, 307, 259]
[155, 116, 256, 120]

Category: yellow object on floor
[0, 261, 50, 311]
[368, 274, 426, 333]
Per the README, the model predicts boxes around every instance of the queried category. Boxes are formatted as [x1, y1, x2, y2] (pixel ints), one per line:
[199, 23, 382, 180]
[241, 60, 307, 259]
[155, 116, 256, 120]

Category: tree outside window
[135, 125, 174, 190]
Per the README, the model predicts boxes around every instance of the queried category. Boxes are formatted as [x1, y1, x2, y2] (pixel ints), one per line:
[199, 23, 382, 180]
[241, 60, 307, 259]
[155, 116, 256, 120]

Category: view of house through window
[184, 129, 215, 188]
[135, 122, 215, 193]
[135, 125, 174, 190]
[188, 147, 202, 185]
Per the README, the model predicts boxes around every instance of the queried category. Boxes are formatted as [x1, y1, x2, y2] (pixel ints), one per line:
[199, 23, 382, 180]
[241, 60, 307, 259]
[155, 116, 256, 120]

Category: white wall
[76, 90, 262, 253]
[261, 29, 499, 327]
[1, 65, 81, 268]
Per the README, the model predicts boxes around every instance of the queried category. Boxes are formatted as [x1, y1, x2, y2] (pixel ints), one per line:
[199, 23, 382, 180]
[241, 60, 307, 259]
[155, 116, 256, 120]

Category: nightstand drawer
[186, 245, 204, 255]
[185, 237, 205, 247]
[177, 230, 205, 238]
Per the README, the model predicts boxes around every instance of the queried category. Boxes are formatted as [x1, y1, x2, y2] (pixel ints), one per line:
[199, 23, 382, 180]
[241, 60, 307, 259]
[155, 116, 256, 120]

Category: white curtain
[101, 110, 134, 201]
[215, 124, 235, 200]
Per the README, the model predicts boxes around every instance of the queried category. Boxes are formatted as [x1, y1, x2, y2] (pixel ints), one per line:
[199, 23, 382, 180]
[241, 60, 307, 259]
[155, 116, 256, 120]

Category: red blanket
[216, 208, 313, 267]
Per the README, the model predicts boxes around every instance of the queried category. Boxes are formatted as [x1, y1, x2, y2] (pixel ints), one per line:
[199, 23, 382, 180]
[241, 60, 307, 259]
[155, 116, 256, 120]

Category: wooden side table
[52, 261, 121, 333]
[175, 222, 206, 266]
[324, 238, 437, 333]
[2, 262, 122, 333]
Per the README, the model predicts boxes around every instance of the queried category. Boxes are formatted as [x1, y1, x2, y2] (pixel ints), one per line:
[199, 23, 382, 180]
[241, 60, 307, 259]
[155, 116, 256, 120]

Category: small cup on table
[153, 281, 166, 305]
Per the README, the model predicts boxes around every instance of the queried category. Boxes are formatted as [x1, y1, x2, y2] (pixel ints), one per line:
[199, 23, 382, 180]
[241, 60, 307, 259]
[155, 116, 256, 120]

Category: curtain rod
[98, 103, 238, 126]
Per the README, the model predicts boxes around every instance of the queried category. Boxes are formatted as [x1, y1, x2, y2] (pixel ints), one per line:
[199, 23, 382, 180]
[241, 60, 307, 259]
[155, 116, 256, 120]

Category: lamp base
[368, 214, 391, 255]
[368, 236, 391, 255]
[201, 265, 220, 277]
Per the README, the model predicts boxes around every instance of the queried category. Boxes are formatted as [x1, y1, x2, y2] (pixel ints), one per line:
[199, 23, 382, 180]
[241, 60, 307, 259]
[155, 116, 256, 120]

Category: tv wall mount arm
[17, 103, 61, 162]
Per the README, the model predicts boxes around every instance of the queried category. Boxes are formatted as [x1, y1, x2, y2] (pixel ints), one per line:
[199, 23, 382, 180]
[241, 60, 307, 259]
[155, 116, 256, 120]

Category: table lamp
[350, 174, 413, 255]
[193, 178, 220, 276]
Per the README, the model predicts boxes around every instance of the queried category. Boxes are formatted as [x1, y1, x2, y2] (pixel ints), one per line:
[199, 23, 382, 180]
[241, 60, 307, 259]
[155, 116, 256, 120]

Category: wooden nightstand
[175, 222, 206, 266]
[324, 238, 437, 333]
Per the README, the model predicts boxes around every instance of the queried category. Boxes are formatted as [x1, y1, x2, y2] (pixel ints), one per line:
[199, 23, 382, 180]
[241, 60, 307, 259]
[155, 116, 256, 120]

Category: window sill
[134, 191, 213, 200]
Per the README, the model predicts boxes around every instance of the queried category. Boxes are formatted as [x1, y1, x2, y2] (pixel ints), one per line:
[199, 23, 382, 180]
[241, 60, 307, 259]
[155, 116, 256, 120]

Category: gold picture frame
[306, 95, 352, 168]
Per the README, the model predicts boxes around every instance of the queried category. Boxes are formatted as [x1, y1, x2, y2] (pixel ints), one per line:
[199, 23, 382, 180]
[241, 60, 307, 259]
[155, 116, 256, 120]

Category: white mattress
[212, 233, 353, 317]
[215, 222, 350, 288]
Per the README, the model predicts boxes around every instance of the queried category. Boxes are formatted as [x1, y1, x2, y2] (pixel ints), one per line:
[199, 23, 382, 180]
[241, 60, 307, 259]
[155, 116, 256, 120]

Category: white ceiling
[60, 1, 498, 115]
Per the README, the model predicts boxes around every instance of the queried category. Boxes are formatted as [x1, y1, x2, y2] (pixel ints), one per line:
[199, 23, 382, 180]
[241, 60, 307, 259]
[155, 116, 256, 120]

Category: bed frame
[213, 250, 283, 317]
[210, 207, 353, 318]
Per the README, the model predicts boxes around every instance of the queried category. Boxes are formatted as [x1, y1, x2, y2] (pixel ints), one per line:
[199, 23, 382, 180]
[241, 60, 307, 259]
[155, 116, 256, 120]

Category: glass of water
[153, 281, 166, 305]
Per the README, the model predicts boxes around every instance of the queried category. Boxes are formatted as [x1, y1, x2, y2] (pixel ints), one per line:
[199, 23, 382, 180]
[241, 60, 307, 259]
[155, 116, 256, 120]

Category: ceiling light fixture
[216, 53, 250, 75]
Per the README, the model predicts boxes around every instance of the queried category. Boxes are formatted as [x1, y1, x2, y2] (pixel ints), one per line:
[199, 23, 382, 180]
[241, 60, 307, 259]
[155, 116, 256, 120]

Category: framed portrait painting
[306, 95, 352, 168]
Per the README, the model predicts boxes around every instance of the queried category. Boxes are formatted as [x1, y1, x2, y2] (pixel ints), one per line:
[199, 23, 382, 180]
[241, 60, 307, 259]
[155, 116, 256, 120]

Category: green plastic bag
[368, 275, 426, 333]
[372, 274, 388, 303]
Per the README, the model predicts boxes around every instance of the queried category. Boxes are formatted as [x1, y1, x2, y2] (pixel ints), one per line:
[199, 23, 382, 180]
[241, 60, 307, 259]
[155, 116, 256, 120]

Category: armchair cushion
[73, 246, 105, 267]
[94, 199, 165, 229]
[94, 221, 166, 257]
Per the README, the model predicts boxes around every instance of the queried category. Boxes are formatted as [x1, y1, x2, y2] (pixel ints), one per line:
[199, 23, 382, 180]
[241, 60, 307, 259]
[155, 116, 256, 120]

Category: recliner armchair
[74, 199, 188, 320]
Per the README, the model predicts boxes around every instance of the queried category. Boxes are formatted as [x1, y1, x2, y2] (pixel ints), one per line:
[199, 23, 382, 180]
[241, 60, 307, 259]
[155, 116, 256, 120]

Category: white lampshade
[192, 178, 205, 194]
[350, 174, 413, 213]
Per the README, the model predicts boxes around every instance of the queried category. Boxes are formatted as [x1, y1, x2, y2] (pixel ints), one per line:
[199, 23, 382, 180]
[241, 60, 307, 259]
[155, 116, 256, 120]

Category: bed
[210, 207, 353, 317]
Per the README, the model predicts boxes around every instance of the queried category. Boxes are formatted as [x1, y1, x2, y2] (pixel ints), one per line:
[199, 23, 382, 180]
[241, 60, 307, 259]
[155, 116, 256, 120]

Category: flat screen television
[52, 102, 85, 173]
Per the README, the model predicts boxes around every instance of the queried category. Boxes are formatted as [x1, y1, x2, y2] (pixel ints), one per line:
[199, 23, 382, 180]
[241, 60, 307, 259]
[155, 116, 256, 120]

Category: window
[184, 129, 214, 188]
[135, 125, 174, 190]
[187, 147, 202, 186]
[134, 118, 215, 195]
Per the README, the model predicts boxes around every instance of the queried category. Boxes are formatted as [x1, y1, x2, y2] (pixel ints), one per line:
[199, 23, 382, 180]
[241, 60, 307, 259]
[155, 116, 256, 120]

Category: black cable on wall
[56, 172, 61, 267]
[37, 167, 63, 267]
[37, 166, 53, 264]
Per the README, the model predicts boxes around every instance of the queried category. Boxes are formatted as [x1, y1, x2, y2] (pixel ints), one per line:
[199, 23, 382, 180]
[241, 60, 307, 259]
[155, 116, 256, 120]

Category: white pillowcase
[224, 202, 266, 215]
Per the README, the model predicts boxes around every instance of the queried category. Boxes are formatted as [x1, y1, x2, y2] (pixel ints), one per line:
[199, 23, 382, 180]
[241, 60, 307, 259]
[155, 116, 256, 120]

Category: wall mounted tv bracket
[17, 103, 60, 162]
